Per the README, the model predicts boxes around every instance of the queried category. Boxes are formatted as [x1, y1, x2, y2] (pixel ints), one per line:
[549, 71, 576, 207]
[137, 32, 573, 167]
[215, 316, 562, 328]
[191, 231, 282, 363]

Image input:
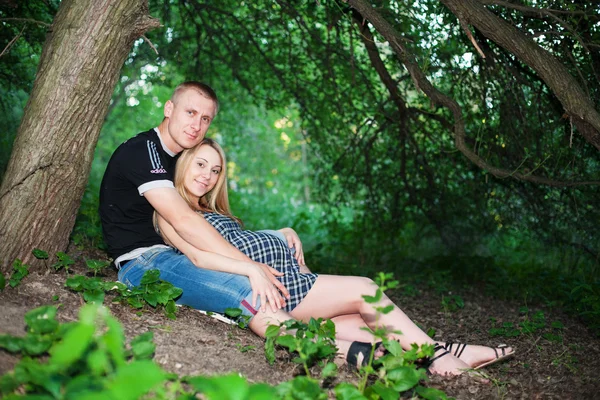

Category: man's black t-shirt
[99, 128, 179, 260]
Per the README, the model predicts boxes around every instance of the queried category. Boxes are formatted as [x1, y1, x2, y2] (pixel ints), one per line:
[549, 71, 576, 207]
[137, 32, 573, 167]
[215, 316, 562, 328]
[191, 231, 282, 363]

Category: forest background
[2, 0, 599, 330]
[0, 0, 599, 397]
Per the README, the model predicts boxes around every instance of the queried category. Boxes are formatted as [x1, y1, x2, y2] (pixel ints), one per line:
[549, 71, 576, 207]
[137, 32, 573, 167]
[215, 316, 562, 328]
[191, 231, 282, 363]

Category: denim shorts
[117, 247, 259, 319]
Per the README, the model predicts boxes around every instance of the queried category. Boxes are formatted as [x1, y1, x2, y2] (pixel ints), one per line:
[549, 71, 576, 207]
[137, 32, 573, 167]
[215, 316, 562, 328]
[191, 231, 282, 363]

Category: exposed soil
[1, 245, 599, 399]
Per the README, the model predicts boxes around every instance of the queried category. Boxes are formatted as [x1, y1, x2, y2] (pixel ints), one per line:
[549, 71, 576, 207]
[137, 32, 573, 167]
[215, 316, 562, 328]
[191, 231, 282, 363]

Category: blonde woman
[138, 138, 514, 374]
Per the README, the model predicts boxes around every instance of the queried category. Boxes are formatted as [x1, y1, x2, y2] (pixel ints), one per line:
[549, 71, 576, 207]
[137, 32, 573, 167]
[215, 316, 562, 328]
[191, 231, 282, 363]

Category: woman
[153, 139, 514, 374]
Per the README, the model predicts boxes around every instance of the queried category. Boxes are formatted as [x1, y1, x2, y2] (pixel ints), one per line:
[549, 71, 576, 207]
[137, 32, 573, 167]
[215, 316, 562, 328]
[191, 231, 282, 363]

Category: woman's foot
[426, 344, 470, 376]
[437, 342, 514, 369]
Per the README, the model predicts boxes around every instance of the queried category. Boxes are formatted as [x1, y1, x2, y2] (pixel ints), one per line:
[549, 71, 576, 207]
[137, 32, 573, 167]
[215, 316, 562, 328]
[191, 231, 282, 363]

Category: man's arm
[145, 187, 248, 261]
[156, 210, 289, 312]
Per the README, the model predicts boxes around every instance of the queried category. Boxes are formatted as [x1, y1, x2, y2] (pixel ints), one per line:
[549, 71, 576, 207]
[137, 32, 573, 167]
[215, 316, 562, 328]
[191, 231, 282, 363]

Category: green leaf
[551, 321, 564, 329]
[106, 281, 128, 292]
[0, 334, 24, 353]
[333, 382, 367, 400]
[362, 288, 383, 304]
[275, 335, 297, 351]
[378, 304, 395, 314]
[165, 299, 177, 319]
[86, 259, 110, 271]
[246, 383, 278, 399]
[24, 305, 58, 334]
[225, 308, 243, 318]
[106, 360, 166, 400]
[0, 373, 19, 394]
[22, 334, 53, 355]
[321, 362, 337, 378]
[372, 381, 400, 400]
[131, 340, 156, 360]
[143, 292, 158, 307]
[49, 304, 98, 369]
[65, 275, 86, 291]
[102, 314, 126, 367]
[9, 259, 29, 287]
[387, 366, 421, 392]
[265, 337, 276, 365]
[87, 349, 110, 376]
[187, 373, 249, 400]
[140, 269, 160, 285]
[277, 376, 326, 399]
[415, 385, 449, 400]
[83, 289, 105, 304]
[32, 248, 49, 259]
[0, 273, 5, 291]
[127, 296, 144, 309]
[265, 324, 280, 338]
[131, 331, 156, 360]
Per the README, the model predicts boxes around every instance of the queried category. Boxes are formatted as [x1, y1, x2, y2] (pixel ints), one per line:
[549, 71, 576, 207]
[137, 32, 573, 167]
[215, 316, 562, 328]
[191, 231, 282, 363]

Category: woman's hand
[278, 227, 306, 266]
[247, 263, 290, 313]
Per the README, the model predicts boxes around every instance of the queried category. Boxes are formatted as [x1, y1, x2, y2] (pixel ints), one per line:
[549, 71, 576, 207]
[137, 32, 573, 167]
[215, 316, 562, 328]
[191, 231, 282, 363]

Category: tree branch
[0, 18, 52, 27]
[346, 0, 600, 187]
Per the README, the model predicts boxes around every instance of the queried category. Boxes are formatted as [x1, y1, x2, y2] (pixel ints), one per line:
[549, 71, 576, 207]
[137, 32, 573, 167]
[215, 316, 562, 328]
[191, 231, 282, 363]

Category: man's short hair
[171, 81, 219, 115]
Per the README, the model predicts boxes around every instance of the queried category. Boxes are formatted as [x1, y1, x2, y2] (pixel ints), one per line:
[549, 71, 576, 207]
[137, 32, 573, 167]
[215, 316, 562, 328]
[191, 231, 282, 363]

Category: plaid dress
[203, 212, 318, 312]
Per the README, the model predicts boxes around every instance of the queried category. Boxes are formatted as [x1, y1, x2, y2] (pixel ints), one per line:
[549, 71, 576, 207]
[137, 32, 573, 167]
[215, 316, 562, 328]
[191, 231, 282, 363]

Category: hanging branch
[345, 0, 599, 187]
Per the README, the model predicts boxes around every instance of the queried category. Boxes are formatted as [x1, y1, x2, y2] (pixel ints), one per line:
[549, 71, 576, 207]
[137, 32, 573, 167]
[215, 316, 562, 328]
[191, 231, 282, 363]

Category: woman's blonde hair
[174, 138, 240, 222]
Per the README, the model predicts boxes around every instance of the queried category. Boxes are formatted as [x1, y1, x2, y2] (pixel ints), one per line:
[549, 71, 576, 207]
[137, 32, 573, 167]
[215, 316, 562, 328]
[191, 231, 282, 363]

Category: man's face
[163, 89, 217, 153]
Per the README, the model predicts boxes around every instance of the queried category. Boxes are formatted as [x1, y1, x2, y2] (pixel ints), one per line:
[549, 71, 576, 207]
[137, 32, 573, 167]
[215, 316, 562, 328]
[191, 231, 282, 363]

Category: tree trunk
[440, 0, 600, 151]
[0, 0, 159, 272]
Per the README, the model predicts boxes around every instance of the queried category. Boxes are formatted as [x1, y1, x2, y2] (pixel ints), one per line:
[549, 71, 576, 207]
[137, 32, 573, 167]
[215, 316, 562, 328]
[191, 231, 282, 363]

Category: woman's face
[184, 144, 222, 201]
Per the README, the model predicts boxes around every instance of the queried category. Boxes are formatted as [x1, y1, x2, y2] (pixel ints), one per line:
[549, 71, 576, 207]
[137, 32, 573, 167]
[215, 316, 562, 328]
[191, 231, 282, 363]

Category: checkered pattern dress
[203, 212, 318, 312]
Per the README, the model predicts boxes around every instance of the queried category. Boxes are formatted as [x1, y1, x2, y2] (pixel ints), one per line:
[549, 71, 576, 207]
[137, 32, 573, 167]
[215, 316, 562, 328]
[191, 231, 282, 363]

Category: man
[99, 81, 288, 321]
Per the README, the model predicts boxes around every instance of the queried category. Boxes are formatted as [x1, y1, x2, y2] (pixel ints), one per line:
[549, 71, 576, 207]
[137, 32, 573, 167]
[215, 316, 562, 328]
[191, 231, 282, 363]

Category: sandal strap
[429, 344, 450, 365]
[445, 342, 467, 358]
[494, 344, 508, 358]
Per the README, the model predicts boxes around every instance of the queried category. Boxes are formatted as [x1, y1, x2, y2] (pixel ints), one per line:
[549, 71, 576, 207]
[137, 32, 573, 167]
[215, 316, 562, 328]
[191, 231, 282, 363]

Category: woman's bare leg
[331, 314, 373, 342]
[290, 275, 509, 375]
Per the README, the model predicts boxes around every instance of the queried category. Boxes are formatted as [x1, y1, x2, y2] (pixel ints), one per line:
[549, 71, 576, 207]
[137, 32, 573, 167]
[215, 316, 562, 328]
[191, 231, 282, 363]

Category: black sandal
[424, 344, 451, 374]
[346, 341, 382, 369]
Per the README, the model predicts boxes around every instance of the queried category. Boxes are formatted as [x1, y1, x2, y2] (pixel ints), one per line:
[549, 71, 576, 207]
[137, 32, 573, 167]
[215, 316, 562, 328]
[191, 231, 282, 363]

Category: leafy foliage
[0, 304, 167, 399]
[66, 269, 182, 319]
[8, 259, 29, 288]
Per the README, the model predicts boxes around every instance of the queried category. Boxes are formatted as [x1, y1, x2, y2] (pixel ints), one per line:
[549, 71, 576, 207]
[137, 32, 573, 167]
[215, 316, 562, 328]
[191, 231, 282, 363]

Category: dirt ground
[1, 246, 599, 399]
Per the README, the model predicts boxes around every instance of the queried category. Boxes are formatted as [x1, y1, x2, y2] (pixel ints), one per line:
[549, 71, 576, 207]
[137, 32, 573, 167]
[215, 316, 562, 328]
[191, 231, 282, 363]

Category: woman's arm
[278, 227, 307, 268]
[157, 214, 289, 312]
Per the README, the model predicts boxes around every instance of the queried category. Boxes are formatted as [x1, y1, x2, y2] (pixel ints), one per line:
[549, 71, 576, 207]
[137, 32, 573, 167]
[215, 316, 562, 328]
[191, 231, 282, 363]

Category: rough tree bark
[0, 0, 159, 272]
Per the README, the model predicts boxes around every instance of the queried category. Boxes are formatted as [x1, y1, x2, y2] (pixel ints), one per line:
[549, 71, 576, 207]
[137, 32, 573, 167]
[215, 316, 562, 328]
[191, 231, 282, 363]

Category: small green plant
[32, 248, 50, 269]
[489, 321, 521, 337]
[441, 294, 465, 313]
[85, 258, 111, 276]
[235, 343, 256, 353]
[224, 307, 251, 328]
[263, 272, 450, 400]
[66, 269, 183, 319]
[265, 317, 338, 376]
[8, 259, 29, 288]
[520, 310, 546, 334]
[52, 251, 75, 273]
[0, 304, 168, 399]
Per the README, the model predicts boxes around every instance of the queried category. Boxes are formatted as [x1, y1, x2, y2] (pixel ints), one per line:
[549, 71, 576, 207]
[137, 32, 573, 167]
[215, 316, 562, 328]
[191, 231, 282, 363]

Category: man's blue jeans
[118, 247, 259, 319]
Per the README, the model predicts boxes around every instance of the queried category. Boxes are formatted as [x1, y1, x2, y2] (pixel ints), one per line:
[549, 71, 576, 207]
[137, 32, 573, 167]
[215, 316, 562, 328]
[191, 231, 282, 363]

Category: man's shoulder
[110, 129, 162, 162]
[117, 128, 159, 151]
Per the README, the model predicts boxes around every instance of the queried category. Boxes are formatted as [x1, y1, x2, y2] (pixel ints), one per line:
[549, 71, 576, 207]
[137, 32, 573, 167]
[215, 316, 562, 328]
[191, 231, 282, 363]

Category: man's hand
[278, 227, 305, 266]
[248, 263, 290, 313]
